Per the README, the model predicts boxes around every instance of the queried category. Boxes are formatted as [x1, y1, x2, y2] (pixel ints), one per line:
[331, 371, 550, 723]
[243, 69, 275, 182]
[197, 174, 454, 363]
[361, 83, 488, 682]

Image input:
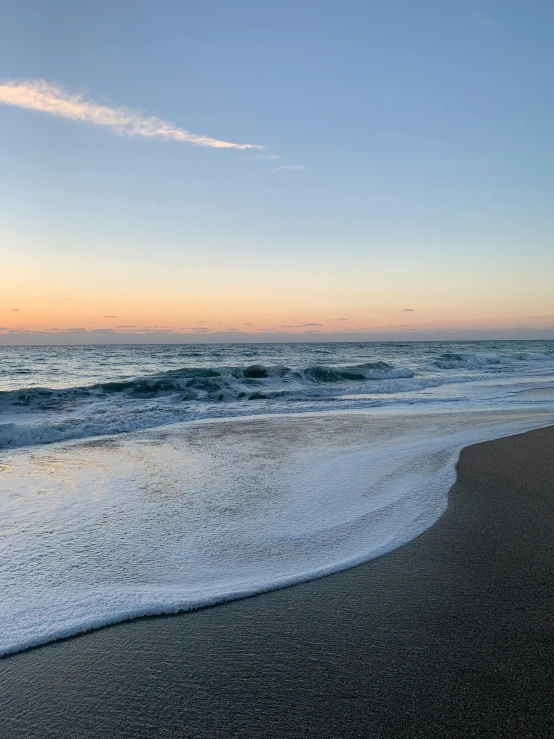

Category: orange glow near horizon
[3, 231, 554, 339]
[3, 291, 554, 337]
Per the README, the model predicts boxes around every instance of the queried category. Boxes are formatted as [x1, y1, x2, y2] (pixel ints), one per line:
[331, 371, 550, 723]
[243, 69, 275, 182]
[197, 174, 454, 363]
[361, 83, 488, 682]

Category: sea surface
[2, 340, 554, 654]
[2, 340, 554, 449]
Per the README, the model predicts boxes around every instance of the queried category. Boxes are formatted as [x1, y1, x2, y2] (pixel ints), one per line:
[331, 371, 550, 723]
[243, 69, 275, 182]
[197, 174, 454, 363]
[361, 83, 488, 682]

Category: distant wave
[429, 351, 554, 370]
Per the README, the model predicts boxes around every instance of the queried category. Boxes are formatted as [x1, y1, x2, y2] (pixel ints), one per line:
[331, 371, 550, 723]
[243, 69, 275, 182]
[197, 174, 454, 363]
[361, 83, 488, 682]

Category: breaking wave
[2, 347, 554, 451]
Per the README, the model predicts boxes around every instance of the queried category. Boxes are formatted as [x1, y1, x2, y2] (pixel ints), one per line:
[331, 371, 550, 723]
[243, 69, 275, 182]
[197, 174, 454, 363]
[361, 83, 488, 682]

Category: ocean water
[2, 340, 554, 449]
[2, 341, 554, 655]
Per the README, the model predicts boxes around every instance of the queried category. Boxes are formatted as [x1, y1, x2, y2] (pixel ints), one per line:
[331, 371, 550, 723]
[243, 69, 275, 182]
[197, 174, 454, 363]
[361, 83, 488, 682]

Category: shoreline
[2, 425, 554, 737]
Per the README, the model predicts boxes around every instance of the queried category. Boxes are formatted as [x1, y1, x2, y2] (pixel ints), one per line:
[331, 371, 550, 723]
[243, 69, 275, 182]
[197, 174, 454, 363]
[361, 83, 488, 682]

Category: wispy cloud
[401, 308, 415, 312]
[0, 79, 263, 150]
[271, 164, 304, 172]
[254, 153, 281, 160]
[471, 13, 500, 27]
[281, 322, 322, 328]
[104, 315, 117, 318]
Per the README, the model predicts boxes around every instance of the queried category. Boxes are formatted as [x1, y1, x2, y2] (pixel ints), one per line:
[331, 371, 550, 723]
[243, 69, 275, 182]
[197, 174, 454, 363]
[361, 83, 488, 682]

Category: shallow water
[2, 404, 554, 656]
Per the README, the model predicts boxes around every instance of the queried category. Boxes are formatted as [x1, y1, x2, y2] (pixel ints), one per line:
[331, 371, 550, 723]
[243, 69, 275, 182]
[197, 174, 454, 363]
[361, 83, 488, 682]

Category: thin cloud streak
[254, 153, 281, 160]
[281, 323, 322, 328]
[0, 79, 263, 150]
[271, 164, 304, 172]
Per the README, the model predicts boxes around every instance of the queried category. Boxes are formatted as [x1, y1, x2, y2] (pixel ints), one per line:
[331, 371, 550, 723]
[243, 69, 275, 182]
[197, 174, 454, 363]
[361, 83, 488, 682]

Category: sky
[1, 0, 553, 344]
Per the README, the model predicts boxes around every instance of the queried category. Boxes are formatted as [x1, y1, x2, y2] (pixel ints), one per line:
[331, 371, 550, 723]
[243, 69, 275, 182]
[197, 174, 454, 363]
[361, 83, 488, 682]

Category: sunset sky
[1, 0, 553, 343]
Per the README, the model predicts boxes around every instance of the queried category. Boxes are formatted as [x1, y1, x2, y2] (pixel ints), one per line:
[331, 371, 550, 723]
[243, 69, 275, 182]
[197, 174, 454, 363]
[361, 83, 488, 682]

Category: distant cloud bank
[2, 325, 553, 345]
[0, 79, 263, 150]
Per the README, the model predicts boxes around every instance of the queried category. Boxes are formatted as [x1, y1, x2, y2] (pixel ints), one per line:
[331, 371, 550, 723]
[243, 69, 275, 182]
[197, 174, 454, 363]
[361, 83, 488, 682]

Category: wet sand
[2, 426, 553, 738]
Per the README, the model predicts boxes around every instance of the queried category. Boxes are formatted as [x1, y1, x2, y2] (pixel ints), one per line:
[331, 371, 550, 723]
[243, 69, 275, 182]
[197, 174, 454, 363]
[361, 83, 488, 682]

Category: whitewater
[2, 341, 554, 655]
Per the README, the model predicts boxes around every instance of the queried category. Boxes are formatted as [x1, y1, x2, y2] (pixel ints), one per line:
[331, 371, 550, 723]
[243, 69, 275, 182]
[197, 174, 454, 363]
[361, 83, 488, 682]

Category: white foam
[1, 407, 553, 656]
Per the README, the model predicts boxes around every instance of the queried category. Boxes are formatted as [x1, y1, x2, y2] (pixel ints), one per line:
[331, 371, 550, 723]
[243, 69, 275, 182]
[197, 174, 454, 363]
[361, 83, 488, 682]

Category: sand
[1, 426, 553, 738]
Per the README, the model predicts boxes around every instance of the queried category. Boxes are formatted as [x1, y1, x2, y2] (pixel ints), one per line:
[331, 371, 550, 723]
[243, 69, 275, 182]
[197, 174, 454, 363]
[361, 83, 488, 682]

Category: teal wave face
[2, 340, 554, 450]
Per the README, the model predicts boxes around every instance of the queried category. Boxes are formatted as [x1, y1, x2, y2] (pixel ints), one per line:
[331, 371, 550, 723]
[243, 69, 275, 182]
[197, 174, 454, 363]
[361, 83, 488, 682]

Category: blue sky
[1, 0, 553, 343]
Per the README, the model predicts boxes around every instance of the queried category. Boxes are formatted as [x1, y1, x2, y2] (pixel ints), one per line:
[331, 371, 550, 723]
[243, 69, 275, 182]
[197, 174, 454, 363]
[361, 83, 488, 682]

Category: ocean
[2, 340, 554, 655]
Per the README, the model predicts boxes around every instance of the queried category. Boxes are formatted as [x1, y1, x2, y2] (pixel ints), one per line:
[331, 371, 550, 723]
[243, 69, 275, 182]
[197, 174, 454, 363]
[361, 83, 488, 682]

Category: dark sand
[2, 426, 553, 738]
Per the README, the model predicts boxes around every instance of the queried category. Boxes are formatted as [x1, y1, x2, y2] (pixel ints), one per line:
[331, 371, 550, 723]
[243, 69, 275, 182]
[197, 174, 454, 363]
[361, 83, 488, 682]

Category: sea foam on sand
[1, 407, 553, 656]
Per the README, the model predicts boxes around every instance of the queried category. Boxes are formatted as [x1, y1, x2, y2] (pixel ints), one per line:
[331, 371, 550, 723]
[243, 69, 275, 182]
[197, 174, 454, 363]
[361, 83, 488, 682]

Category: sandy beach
[1, 425, 553, 738]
